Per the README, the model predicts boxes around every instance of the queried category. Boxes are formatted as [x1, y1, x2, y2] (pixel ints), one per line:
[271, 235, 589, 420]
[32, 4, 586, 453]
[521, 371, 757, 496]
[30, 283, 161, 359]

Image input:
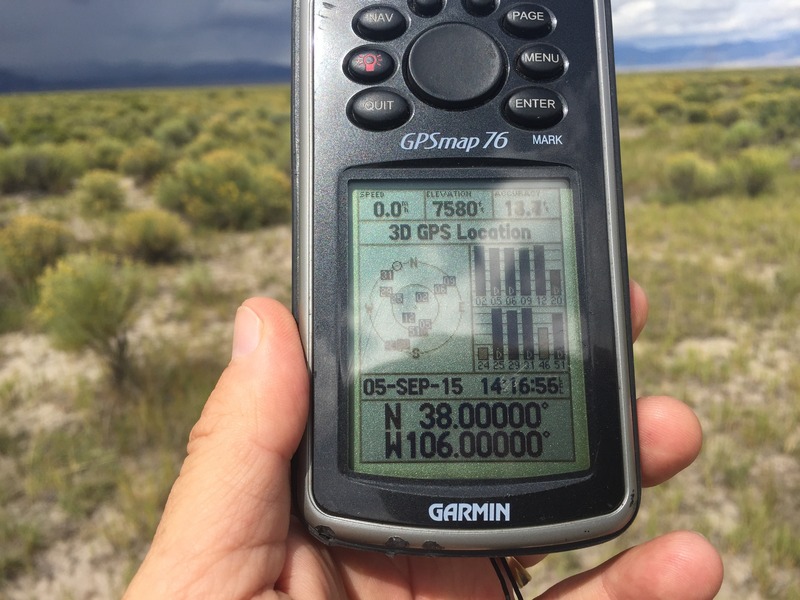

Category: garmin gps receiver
[292, 0, 639, 556]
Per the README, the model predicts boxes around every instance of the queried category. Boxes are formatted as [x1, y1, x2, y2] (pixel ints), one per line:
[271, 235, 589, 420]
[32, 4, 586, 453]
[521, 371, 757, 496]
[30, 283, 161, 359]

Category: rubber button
[409, 0, 443, 17]
[346, 48, 395, 83]
[501, 4, 554, 38]
[463, 0, 497, 16]
[504, 88, 564, 129]
[354, 6, 407, 41]
[406, 23, 506, 109]
[517, 44, 565, 80]
[348, 89, 411, 130]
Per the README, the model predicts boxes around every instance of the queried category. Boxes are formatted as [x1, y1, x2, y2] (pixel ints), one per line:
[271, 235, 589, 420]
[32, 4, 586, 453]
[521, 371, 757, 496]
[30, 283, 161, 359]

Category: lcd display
[350, 179, 589, 479]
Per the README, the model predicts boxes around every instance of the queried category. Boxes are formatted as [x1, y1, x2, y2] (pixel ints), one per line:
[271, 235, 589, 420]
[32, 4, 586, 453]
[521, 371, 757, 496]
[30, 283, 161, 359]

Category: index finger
[630, 279, 649, 342]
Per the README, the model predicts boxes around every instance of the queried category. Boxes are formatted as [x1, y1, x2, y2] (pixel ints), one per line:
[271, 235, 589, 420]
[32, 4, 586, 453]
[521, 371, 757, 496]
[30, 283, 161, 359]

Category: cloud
[209, 0, 292, 31]
[0, 0, 291, 74]
[611, 0, 800, 46]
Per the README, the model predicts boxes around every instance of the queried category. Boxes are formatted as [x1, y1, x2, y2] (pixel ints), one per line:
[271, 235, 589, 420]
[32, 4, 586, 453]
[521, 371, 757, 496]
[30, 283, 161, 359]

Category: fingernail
[231, 305, 262, 359]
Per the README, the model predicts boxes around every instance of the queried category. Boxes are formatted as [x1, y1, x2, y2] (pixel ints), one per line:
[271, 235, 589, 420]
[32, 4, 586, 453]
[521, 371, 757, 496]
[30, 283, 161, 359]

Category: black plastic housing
[292, 0, 639, 556]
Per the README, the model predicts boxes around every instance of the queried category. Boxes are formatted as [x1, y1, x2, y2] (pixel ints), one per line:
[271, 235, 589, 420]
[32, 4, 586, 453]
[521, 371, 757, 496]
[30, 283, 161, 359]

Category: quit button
[348, 89, 411, 131]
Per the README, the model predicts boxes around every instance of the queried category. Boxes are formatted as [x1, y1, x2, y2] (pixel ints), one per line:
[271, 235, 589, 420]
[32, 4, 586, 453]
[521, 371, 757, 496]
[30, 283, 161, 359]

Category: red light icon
[346, 48, 394, 83]
[356, 52, 383, 72]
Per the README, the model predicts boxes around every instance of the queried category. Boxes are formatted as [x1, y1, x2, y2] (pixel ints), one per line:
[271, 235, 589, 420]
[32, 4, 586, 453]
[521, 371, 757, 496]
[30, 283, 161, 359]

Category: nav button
[354, 6, 407, 41]
[348, 89, 411, 131]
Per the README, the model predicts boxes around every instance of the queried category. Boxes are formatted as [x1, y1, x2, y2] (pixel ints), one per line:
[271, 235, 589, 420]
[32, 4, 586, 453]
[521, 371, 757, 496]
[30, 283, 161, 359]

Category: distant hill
[1, 32, 799, 94]
[0, 61, 291, 94]
[0, 69, 44, 92]
[615, 32, 800, 70]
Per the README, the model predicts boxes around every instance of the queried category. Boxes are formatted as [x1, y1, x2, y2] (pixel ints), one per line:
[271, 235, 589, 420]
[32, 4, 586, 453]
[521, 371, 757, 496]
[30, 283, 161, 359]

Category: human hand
[124, 283, 723, 599]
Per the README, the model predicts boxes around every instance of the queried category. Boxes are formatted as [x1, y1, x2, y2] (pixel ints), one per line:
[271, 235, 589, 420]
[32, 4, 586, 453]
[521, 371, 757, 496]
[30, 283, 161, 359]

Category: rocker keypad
[345, 0, 570, 131]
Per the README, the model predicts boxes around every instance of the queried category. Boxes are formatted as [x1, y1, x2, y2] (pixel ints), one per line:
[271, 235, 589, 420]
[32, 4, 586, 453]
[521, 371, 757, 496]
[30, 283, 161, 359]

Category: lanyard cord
[489, 556, 524, 600]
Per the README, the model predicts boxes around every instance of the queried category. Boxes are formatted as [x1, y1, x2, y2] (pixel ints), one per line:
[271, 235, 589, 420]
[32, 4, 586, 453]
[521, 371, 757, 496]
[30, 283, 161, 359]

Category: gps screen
[350, 178, 589, 479]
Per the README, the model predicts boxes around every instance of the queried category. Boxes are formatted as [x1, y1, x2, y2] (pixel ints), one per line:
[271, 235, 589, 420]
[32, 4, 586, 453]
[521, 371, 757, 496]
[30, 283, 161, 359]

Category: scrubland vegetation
[0, 86, 292, 597]
[542, 69, 800, 599]
[0, 69, 798, 598]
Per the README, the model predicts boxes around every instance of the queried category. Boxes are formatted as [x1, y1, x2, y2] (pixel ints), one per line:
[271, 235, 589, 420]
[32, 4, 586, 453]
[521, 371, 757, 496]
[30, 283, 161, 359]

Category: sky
[612, 0, 800, 47]
[0, 0, 799, 75]
[0, 0, 292, 76]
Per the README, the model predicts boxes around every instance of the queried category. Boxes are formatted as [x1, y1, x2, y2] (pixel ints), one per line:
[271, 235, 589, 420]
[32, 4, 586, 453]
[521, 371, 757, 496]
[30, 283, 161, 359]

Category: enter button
[504, 88, 564, 129]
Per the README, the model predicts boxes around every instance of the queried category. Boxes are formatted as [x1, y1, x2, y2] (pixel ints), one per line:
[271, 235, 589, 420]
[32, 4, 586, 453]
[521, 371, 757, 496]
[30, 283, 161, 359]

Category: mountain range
[614, 32, 800, 71]
[0, 33, 798, 94]
[0, 61, 292, 94]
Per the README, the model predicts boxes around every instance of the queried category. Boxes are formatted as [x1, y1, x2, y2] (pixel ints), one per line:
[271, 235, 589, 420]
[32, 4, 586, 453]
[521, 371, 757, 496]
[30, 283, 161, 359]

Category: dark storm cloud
[0, 0, 291, 76]
[2, 0, 798, 78]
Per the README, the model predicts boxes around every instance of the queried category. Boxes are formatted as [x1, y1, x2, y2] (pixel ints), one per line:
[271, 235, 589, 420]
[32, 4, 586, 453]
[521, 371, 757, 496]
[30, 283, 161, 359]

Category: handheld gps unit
[292, 0, 639, 556]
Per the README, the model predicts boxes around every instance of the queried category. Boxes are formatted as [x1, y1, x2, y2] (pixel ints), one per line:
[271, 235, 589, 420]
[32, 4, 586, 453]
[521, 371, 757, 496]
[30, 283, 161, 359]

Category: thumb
[125, 298, 309, 600]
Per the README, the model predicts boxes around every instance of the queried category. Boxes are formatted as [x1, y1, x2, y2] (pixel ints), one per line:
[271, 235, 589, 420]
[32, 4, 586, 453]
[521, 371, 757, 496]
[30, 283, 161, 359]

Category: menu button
[517, 44, 565, 80]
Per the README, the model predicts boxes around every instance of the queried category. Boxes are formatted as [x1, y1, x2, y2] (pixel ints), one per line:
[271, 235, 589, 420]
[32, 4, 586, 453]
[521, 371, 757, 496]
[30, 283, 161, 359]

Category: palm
[125, 295, 723, 600]
[280, 524, 524, 599]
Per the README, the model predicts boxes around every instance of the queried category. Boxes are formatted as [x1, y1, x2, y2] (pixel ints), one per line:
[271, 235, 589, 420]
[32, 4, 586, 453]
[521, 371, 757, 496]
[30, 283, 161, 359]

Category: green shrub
[35, 252, 145, 385]
[255, 163, 292, 222]
[119, 138, 167, 183]
[776, 264, 800, 306]
[735, 147, 784, 197]
[0, 215, 74, 294]
[176, 263, 218, 306]
[115, 209, 188, 263]
[0, 506, 43, 579]
[0, 146, 25, 193]
[153, 117, 197, 148]
[157, 149, 290, 229]
[75, 169, 126, 214]
[686, 104, 710, 123]
[182, 131, 222, 159]
[0, 121, 11, 147]
[26, 144, 83, 193]
[0, 143, 84, 194]
[710, 102, 743, 127]
[25, 427, 118, 518]
[744, 91, 800, 138]
[724, 120, 764, 150]
[89, 137, 126, 170]
[651, 93, 683, 118]
[663, 151, 721, 201]
[0, 279, 27, 332]
[629, 104, 657, 126]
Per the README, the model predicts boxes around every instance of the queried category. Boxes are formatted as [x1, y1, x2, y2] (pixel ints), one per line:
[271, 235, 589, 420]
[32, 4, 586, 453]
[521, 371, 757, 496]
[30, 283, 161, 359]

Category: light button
[346, 48, 395, 83]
